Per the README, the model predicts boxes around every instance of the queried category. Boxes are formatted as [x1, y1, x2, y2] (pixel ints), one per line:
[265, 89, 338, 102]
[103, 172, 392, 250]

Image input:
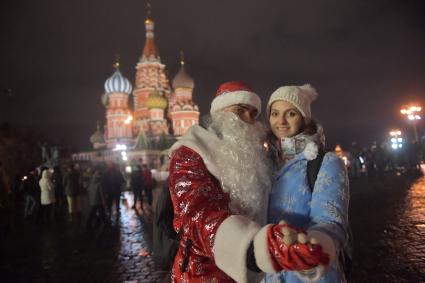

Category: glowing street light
[400, 105, 421, 142]
[389, 130, 403, 150]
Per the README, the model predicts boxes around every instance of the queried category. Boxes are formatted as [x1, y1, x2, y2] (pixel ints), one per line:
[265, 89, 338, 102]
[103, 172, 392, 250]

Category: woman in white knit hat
[265, 85, 351, 283]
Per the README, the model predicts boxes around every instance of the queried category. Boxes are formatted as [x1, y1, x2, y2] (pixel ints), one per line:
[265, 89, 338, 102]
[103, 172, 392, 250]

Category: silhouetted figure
[86, 169, 107, 231]
[104, 164, 125, 220]
[63, 164, 81, 222]
[52, 166, 65, 212]
[22, 170, 38, 219]
[130, 165, 144, 209]
[406, 140, 422, 171]
[349, 141, 362, 178]
[142, 164, 154, 206]
[372, 142, 386, 177]
[0, 161, 11, 238]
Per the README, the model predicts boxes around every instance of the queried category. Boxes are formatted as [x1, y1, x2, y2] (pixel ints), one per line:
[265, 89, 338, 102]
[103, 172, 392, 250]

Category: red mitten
[267, 221, 330, 271]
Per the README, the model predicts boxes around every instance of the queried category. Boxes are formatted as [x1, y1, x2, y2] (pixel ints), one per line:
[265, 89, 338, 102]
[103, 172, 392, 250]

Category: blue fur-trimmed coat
[265, 146, 350, 283]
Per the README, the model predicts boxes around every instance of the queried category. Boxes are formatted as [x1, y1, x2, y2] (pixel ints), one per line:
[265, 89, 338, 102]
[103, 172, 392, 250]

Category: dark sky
[1, 0, 425, 150]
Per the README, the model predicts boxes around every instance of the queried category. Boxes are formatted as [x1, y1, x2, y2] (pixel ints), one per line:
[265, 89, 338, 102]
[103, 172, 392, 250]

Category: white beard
[208, 112, 272, 224]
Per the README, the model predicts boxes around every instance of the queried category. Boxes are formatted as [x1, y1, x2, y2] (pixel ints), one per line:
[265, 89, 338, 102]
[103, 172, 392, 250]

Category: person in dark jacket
[130, 165, 144, 209]
[52, 166, 65, 212]
[142, 164, 153, 206]
[0, 161, 11, 238]
[153, 179, 179, 281]
[63, 164, 81, 222]
[22, 170, 38, 218]
[86, 169, 106, 230]
[104, 163, 125, 219]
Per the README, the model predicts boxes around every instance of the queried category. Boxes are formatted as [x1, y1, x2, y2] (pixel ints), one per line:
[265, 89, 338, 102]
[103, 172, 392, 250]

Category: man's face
[223, 104, 258, 125]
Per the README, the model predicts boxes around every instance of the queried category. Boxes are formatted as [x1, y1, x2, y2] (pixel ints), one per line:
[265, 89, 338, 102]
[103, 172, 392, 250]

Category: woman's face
[269, 100, 305, 138]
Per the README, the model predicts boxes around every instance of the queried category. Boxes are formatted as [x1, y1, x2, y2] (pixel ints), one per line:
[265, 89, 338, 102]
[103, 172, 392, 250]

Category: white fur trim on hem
[213, 215, 261, 283]
[253, 224, 277, 273]
[210, 90, 261, 116]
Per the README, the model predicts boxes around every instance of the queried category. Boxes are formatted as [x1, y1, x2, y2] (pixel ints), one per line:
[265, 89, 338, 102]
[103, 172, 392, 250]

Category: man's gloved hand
[267, 220, 330, 271]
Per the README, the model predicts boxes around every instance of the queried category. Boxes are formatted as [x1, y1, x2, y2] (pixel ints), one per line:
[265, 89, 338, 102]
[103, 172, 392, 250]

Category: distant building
[72, 13, 199, 169]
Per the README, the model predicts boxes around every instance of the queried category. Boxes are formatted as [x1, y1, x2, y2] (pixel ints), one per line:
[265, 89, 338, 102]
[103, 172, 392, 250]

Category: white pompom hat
[210, 81, 261, 117]
[266, 84, 318, 121]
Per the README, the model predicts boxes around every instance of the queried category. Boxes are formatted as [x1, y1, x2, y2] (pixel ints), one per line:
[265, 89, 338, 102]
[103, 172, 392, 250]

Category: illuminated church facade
[73, 13, 199, 169]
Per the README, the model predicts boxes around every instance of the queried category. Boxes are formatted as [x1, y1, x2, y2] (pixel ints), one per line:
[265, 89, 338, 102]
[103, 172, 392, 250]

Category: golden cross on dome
[146, 0, 152, 19]
[180, 50, 185, 66]
[113, 54, 120, 69]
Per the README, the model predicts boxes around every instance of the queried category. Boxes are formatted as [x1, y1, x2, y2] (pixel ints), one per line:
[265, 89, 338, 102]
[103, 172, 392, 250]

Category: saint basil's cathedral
[72, 13, 199, 169]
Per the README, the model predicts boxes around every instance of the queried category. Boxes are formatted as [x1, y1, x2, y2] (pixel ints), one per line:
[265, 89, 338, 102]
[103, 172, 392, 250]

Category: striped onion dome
[104, 69, 133, 94]
[145, 90, 167, 109]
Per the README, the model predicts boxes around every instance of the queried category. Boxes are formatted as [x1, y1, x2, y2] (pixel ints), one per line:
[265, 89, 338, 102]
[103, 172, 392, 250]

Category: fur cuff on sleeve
[253, 224, 278, 273]
[213, 215, 261, 283]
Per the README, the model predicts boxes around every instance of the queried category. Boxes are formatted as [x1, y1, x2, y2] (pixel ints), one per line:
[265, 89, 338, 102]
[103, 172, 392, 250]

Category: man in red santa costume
[168, 81, 330, 282]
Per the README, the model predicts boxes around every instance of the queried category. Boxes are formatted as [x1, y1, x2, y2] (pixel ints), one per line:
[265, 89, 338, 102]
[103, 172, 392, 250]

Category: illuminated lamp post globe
[400, 105, 421, 142]
[389, 130, 403, 150]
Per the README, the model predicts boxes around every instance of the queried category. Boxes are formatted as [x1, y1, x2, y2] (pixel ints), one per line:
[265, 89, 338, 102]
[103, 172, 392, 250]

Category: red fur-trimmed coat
[169, 146, 235, 282]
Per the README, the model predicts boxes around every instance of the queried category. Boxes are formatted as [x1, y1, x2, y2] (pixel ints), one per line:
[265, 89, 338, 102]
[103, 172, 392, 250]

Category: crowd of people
[347, 139, 424, 178]
[0, 161, 155, 238]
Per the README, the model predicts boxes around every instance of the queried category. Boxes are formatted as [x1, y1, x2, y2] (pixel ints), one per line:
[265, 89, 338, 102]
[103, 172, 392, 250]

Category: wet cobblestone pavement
[348, 166, 425, 283]
[2, 169, 425, 283]
[1, 192, 167, 283]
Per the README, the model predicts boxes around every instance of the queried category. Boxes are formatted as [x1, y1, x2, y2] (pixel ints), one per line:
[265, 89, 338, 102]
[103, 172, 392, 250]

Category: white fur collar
[169, 125, 223, 181]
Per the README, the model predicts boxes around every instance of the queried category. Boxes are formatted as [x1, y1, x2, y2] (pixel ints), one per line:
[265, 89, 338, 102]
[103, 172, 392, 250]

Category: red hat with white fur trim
[210, 81, 261, 116]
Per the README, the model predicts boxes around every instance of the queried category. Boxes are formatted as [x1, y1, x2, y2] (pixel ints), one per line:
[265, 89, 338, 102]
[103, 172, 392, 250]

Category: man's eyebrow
[239, 105, 253, 111]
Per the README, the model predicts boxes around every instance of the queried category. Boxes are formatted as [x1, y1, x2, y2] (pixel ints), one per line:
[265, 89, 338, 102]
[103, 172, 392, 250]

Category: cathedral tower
[102, 62, 134, 149]
[169, 55, 199, 136]
[132, 12, 171, 135]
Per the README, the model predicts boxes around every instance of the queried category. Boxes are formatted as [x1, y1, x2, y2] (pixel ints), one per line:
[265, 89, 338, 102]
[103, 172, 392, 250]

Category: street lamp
[400, 105, 421, 142]
[389, 130, 403, 149]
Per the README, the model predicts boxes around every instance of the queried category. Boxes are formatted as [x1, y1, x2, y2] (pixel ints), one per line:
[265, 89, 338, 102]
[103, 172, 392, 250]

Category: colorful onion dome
[104, 68, 133, 94]
[145, 90, 167, 109]
[90, 123, 105, 144]
[172, 65, 194, 89]
[172, 54, 194, 89]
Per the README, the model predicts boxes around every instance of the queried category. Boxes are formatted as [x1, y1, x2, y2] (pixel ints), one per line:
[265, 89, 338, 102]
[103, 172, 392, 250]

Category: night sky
[1, 0, 425, 150]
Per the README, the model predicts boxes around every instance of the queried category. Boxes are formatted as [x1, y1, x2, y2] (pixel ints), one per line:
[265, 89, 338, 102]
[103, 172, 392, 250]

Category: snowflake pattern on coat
[266, 152, 350, 283]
